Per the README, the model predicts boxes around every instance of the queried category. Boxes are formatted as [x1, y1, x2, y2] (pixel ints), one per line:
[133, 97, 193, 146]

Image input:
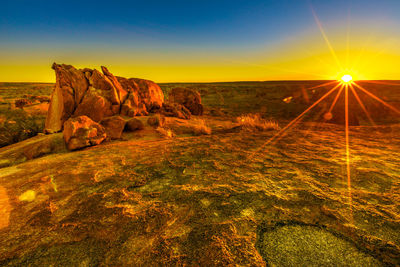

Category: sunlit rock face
[168, 87, 204, 115]
[100, 115, 126, 140]
[44, 64, 164, 133]
[63, 115, 107, 150]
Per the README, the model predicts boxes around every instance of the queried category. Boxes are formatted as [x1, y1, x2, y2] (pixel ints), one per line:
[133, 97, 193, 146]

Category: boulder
[117, 76, 162, 115]
[147, 114, 166, 128]
[74, 69, 122, 121]
[125, 118, 144, 131]
[100, 116, 126, 140]
[73, 91, 112, 122]
[131, 78, 164, 111]
[168, 87, 204, 115]
[45, 64, 89, 133]
[63, 116, 106, 151]
[101, 66, 128, 104]
[161, 102, 191, 120]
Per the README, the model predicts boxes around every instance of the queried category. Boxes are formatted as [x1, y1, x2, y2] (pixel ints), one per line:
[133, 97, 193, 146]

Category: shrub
[237, 113, 279, 131]
[0, 109, 45, 148]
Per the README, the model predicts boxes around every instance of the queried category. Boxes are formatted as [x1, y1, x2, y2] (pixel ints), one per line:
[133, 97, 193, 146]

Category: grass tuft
[192, 119, 212, 135]
[237, 113, 279, 131]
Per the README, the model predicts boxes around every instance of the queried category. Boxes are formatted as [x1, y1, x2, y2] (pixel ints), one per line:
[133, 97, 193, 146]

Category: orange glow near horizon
[245, 5, 400, 223]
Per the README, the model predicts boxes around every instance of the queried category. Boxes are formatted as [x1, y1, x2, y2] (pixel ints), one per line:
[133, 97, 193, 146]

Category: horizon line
[1, 79, 400, 84]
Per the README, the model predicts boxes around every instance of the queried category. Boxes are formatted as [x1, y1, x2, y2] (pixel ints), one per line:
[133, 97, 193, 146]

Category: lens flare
[341, 74, 353, 83]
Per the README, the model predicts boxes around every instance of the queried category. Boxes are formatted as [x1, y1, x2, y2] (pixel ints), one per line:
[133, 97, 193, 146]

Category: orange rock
[161, 102, 191, 119]
[45, 63, 164, 133]
[45, 63, 89, 133]
[101, 66, 128, 104]
[63, 116, 106, 150]
[131, 78, 164, 111]
[168, 87, 203, 115]
[73, 91, 112, 122]
[100, 116, 126, 140]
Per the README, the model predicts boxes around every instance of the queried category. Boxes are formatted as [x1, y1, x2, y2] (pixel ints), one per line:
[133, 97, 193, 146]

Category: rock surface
[100, 116, 126, 140]
[0, 133, 66, 167]
[125, 118, 144, 131]
[45, 64, 164, 133]
[161, 102, 191, 120]
[63, 116, 106, 150]
[169, 87, 204, 115]
[0, 125, 398, 265]
[131, 78, 164, 111]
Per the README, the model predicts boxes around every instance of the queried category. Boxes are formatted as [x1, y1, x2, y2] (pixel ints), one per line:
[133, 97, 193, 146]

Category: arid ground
[0, 81, 399, 266]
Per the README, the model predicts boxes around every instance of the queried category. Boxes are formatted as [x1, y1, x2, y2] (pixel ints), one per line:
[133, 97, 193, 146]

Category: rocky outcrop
[45, 63, 165, 133]
[63, 116, 106, 150]
[169, 87, 204, 115]
[125, 118, 144, 131]
[100, 116, 126, 140]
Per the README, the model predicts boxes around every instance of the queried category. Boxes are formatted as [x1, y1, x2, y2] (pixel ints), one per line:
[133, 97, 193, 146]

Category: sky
[1, 0, 400, 82]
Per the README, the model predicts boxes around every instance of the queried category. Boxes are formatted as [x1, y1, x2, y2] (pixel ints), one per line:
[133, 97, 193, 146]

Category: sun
[341, 74, 353, 83]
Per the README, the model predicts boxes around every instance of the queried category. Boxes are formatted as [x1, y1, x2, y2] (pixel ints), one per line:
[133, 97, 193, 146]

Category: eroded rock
[100, 116, 126, 140]
[131, 78, 164, 111]
[45, 63, 165, 133]
[169, 87, 204, 115]
[161, 102, 191, 120]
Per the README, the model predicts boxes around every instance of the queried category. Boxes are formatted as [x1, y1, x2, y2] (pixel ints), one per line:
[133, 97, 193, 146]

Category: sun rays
[247, 4, 400, 221]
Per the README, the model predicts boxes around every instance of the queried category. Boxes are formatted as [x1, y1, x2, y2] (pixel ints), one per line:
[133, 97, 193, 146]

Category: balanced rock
[169, 87, 203, 115]
[100, 116, 126, 140]
[125, 118, 144, 131]
[63, 116, 106, 151]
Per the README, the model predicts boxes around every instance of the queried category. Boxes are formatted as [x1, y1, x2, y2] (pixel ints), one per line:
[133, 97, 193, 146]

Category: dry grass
[237, 113, 279, 131]
[156, 127, 174, 138]
[191, 119, 212, 135]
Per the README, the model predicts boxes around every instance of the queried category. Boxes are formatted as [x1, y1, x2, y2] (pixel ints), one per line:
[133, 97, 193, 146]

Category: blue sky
[1, 0, 400, 81]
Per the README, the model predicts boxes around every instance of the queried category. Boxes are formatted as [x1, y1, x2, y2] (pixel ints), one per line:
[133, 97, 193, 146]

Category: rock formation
[63, 116, 107, 150]
[45, 63, 165, 133]
[168, 87, 204, 115]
